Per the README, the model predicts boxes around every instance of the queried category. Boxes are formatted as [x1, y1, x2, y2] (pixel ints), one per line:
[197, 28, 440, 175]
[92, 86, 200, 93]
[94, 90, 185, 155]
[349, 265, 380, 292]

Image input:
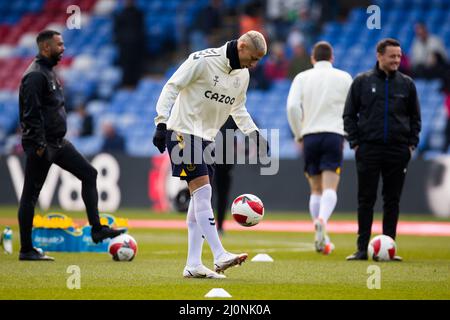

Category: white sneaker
[183, 265, 226, 279]
[214, 252, 248, 273]
[314, 218, 327, 252]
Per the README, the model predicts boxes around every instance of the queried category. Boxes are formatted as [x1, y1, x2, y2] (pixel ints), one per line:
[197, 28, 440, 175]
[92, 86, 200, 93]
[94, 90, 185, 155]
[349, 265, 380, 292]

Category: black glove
[153, 123, 167, 153]
[250, 130, 270, 158]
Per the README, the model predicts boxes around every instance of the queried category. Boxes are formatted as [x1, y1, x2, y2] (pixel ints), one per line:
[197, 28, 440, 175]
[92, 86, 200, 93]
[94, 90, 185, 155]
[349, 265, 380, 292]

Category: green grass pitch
[0, 207, 449, 300]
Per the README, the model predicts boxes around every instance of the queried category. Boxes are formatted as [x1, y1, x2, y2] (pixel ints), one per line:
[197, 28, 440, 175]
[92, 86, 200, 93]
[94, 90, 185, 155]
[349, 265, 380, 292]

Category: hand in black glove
[153, 123, 167, 153]
[250, 130, 270, 159]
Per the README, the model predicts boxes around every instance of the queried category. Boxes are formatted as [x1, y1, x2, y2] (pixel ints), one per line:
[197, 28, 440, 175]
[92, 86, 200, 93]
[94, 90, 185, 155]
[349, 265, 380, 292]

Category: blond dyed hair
[239, 30, 267, 55]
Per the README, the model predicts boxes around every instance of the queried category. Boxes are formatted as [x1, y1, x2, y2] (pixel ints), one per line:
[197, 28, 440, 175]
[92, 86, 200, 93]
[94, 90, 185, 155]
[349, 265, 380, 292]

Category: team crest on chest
[233, 77, 241, 88]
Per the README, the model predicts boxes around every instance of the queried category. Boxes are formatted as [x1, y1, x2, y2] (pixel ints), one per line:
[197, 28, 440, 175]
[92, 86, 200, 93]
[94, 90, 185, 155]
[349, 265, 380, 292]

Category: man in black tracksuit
[343, 38, 421, 261]
[18, 30, 124, 261]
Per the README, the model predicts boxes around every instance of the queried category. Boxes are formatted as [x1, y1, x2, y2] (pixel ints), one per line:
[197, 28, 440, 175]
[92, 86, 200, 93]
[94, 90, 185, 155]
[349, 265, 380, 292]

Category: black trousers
[445, 117, 450, 152]
[355, 143, 411, 251]
[18, 139, 100, 253]
[213, 164, 234, 231]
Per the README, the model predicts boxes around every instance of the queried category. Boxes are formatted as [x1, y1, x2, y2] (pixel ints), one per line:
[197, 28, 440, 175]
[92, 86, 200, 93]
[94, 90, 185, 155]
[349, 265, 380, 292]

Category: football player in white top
[287, 41, 352, 255]
[153, 31, 268, 278]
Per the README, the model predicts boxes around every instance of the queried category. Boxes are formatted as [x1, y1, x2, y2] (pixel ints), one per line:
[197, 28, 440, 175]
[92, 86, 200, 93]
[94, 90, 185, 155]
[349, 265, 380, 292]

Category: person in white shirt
[287, 41, 352, 255]
[153, 30, 268, 279]
[411, 22, 448, 78]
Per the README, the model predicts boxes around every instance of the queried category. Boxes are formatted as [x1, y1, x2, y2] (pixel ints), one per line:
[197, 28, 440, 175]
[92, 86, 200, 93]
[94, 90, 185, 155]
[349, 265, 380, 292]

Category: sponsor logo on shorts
[176, 133, 185, 149]
[186, 164, 196, 172]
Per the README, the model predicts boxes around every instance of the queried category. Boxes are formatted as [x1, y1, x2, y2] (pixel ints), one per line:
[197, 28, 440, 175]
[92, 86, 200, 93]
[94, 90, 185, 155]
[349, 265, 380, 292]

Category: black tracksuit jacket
[343, 63, 421, 149]
[19, 55, 67, 150]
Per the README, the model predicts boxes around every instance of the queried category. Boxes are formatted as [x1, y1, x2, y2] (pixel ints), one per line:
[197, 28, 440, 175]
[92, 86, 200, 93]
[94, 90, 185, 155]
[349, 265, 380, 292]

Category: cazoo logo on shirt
[204, 90, 236, 105]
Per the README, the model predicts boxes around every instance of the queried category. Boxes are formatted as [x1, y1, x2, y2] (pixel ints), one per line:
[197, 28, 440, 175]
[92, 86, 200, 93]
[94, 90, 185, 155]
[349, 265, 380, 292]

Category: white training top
[155, 43, 258, 141]
[286, 61, 353, 140]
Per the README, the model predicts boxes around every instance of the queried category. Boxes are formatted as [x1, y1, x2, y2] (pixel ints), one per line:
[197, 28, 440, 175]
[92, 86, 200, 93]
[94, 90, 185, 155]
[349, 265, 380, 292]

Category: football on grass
[368, 235, 397, 261]
[108, 234, 138, 261]
[231, 194, 264, 227]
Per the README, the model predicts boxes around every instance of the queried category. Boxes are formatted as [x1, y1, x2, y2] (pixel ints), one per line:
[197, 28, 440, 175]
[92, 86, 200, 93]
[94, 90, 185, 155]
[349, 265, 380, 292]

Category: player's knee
[311, 187, 322, 194]
[310, 182, 322, 193]
[84, 166, 98, 184]
[188, 175, 210, 194]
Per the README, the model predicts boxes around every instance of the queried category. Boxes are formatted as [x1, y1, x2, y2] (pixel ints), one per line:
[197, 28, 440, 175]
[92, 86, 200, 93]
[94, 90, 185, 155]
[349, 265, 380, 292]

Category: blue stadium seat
[126, 135, 157, 156]
[349, 8, 367, 23]
[70, 136, 104, 156]
[391, 0, 410, 10]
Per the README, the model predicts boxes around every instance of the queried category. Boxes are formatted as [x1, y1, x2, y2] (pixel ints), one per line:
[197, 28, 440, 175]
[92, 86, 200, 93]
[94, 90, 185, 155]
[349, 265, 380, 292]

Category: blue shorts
[303, 133, 344, 176]
[166, 130, 215, 183]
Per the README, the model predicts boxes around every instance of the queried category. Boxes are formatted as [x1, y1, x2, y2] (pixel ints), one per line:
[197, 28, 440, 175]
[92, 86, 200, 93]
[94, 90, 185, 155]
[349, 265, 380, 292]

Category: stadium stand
[0, 0, 449, 158]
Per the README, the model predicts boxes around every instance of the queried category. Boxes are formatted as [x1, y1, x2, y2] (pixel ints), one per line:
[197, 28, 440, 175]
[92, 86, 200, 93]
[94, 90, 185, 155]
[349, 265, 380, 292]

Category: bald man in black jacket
[18, 30, 124, 261]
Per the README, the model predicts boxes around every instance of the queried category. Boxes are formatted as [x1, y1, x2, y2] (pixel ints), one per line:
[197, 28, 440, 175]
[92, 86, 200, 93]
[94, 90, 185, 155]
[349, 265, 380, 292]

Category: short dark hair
[36, 30, 61, 44]
[376, 38, 401, 54]
[312, 41, 333, 61]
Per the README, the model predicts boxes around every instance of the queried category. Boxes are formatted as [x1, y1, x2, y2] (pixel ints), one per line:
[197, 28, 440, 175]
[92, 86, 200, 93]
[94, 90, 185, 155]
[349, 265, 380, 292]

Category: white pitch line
[249, 246, 315, 253]
[152, 242, 315, 255]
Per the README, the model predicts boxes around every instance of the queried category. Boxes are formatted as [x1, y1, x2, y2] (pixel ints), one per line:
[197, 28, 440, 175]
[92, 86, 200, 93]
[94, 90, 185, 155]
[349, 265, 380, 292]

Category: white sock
[318, 189, 337, 223]
[309, 194, 321, 220]
[186, 198, 204, 268]
[192, 184, 225, 260]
